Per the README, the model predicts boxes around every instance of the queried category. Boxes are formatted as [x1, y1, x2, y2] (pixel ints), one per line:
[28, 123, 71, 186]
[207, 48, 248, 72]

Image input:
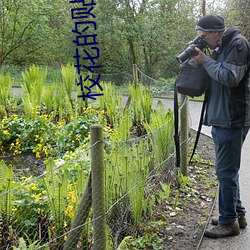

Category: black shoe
[204, 222, 240, 238]
[211, 214, 247, 229]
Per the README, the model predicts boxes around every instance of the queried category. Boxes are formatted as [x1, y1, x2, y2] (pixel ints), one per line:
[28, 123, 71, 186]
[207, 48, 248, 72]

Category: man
[192, 15, 250, 238]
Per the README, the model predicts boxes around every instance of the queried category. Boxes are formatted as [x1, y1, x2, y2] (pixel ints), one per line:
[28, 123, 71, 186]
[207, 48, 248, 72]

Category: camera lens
[176, 44, 198, 63]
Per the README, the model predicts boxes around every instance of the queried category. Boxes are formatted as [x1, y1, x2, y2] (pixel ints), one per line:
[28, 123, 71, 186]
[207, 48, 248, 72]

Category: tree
[0, 0, 44, 65]
[220, 0, 250, 39]
[0, 0, 74, 66]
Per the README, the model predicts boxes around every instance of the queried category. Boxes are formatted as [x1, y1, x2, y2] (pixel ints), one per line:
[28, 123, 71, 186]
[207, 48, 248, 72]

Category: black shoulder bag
[175, 58, 208, 97]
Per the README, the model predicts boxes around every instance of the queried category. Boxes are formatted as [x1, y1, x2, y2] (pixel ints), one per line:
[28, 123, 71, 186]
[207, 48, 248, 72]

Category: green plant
[105, 136, 153, 235]
[0, 72, 12, 116]
[158, 182, 171, 203]
[145, 100, 174, 163]
[43, 159, 70, 224]
[0, 161, 15, 222]
[117, 233, 163, 250]
[98, 81, 123, 128]
[43, 84, 56, 114]
[0, 107, 104, 158]
[172, 190, 180, 210]
[129, 84, 153, 133]
[12, 177, 49, 241]
[178, 173, 191, 189]
[21, 65, 47, 118]
[60, 63, 76, 103]
[13, 237, 41, 250]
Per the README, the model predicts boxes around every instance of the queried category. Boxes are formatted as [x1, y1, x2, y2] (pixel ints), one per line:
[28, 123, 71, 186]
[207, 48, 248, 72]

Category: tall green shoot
[21, 65, 47, 118]
[0, 161, 14, 222]
[43, 159, 68, 232]
[61, 63, 75, 102]
[129, 84, 153, 134]
[0, 73, 12, 116]
[98, 82, 122, 128]
[145, 100, 174, 163]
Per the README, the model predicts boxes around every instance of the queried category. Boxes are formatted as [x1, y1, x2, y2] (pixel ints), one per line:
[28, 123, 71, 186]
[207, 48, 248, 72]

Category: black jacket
[203, 26, 250, 128]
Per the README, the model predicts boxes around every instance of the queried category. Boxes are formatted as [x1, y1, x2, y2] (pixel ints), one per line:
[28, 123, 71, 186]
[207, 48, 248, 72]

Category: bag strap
[174, 80, 180, 168]
[188, 91, 208, 164]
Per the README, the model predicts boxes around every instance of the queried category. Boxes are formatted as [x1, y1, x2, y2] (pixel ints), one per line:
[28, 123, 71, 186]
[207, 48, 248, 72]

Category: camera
[176, 36, 208, 63]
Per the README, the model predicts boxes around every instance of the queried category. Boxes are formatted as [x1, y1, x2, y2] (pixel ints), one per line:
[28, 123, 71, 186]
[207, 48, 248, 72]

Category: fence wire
[0, 122, 180, 249]
[0, 66, 192, 249]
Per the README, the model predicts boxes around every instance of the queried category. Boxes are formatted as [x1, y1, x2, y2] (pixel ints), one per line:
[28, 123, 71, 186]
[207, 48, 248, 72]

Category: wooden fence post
[91, 124, 106, 250]
[133, 64, 138, 86]
[125, 64, 138, 109]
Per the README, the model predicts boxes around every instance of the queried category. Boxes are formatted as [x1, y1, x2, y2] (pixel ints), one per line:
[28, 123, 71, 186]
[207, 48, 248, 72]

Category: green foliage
[21, 65, 47, 118]
[0, 73, 12, 116]
[0, 77, 179, 248]
[0, 0, 73, 65]
[0, 108, 103, 157]
[98, 81, 123, 128]
[43, 159, 68, 230]
[158, 182, 171, 203]
[145, 100, 175, 163]
[13, 235, 47, 250]
[61, 63, 76, 101]
[105, 135, 154, 228]
[43, 85, 55, 113]
[129, 84, 153, 131]
[12, 176, 48, 240]
[117, 233, 163, 250]
[0, 161, 14, 222]
[0, 0, 230, 80]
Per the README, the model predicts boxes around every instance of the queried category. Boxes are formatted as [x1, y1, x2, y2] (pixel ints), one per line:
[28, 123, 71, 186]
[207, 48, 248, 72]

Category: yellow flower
[12, 207, 17, 212]
[32, 193, 42, 201]
[14, 149, 21, 155]
[42, 147, 49, 157]
[26, 183, 37, 191]
[36, 152, 41, 158]
[3, 130, 9, 135]
[71, 195, 76, 204]
[65, 205, 74, 218]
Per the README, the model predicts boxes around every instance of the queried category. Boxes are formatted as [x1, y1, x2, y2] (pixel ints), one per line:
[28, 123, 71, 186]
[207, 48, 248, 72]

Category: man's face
[196, 30, 221, 49]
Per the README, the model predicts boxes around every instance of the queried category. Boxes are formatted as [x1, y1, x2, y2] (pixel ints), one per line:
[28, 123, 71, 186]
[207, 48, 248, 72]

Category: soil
[0, 152, 45, 180]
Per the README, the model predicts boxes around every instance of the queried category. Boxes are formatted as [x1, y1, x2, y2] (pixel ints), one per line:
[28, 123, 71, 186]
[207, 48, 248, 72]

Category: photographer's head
[195, 15, 225, 49]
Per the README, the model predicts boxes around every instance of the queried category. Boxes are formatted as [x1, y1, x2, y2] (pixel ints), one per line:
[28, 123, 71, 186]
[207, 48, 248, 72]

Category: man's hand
[192, 47, 207, 64]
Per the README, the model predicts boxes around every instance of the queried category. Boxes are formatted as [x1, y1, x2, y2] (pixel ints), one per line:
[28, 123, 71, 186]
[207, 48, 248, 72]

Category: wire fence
[0, 64, 191, 249]
[0, 113, 190, 249]
[0, 64, 174, 96]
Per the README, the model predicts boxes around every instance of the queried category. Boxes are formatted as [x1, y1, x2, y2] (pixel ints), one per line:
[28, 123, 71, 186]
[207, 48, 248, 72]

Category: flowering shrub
[0, 106, 105, 158]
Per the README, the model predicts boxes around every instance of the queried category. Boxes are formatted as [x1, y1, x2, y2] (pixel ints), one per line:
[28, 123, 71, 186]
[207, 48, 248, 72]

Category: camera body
[176, 36, 208, 63]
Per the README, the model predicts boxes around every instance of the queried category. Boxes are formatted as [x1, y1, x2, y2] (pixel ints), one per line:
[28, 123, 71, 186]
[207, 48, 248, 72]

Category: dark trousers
[211, 126, 249, 225]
